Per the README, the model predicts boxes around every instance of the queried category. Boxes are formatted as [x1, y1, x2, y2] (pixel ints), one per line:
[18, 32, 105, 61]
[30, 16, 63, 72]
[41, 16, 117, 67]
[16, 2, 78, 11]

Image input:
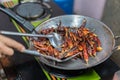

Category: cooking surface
[13, 1, 52, 20]
[0, 1, 120, 80]
[16, 2, 44, 19]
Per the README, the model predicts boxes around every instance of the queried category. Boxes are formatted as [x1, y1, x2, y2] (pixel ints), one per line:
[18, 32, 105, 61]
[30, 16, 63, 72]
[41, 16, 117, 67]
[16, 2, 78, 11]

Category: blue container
[53, 0, 74, 14]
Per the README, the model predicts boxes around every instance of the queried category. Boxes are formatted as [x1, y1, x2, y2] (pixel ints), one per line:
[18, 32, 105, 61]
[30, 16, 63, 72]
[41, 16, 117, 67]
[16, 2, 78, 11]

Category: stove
[14, 2, 52, 21]
[39, 62, 91, 78]
[15, 3, 45, 19]
[11, 1, 52, 27]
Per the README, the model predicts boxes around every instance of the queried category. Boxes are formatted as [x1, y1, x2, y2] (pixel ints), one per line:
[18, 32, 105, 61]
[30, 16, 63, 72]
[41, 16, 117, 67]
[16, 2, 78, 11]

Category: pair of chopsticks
[2, 0, 14, 8]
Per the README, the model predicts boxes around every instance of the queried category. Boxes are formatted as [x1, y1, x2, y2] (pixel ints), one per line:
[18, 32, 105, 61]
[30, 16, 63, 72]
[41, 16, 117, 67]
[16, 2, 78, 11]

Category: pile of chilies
[32, 19, 102, 63]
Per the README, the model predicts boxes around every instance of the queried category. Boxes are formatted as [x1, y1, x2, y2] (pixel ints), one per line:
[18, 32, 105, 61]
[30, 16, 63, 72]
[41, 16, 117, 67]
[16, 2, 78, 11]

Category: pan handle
[112, 46, 120, 53]
[0, 5, 35, 32]
[112, 36, 120, 52]
[114, 36, 120, 40]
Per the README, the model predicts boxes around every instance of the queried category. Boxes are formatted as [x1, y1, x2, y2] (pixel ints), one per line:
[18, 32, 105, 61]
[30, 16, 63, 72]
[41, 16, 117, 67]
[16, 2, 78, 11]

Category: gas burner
[13, 2, 52, 21]
[15, 3, 44, 19]
[40, 63, 90, 78]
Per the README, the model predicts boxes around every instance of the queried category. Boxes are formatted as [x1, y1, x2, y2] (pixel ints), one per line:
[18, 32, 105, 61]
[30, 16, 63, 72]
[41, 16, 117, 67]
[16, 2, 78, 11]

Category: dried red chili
[33, 19, 103, 63]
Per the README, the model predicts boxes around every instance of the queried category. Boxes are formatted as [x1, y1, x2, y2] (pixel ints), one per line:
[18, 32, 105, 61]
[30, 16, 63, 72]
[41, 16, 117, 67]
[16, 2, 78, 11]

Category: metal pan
[34, 15, 120, 70]
[0, 5, 119, 70]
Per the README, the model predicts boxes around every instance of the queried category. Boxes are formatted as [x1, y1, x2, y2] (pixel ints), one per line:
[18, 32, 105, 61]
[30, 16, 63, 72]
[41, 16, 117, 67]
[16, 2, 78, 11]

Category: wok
[35, 15, 120, 70]
[0, 5, 119, 71]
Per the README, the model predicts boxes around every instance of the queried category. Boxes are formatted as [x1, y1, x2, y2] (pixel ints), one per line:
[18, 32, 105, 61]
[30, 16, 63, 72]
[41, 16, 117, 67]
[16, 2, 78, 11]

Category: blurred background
[53, 0, 106, 20]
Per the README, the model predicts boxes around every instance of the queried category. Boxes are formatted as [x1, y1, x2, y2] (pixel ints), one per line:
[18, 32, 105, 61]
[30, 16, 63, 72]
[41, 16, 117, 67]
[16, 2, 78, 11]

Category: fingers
[0, 41, 14, 56]
[0, 35, 25, 53]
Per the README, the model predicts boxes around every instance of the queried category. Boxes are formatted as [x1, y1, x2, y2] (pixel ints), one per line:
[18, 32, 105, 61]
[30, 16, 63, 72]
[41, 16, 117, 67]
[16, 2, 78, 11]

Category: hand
[0, 35, 25, 57]
[0, 0, 11, 3]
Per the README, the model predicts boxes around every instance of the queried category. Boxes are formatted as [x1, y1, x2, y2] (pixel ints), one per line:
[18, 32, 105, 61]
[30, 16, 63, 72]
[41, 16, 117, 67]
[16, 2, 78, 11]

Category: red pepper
[92, 44, 97, 56]
[82, 42, 89, 63]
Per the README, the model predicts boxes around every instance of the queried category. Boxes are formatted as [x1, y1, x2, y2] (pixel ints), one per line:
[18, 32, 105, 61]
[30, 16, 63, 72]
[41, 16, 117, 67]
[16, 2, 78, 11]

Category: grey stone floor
[102, 0, 120, 67]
